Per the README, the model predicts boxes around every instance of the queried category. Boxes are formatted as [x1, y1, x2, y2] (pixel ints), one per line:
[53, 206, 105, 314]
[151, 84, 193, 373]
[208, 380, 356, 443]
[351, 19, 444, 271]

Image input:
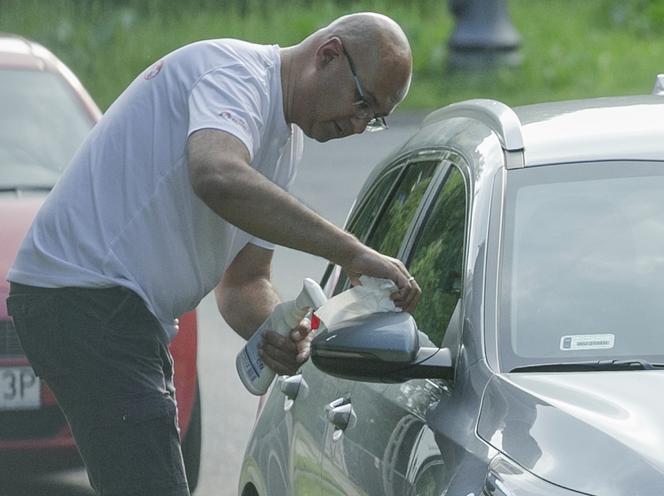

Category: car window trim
[386, 160, 449, 262]
[400, 151, 472, 264]
[349, 150, 450, 247]
[321, 164, 405, 292]
[325, 165, 405, 295]
[348, 166, 405, 245]
[329, 150, 448, 296]
[358, 153, 447, 264]
[399, 151, 472, 379]
[484, 167, 505, 373]
[398, 161, 451, 261]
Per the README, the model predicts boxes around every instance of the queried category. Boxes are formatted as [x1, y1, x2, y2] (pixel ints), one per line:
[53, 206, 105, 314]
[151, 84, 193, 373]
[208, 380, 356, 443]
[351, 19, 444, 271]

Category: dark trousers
[6, 283, 190, 496]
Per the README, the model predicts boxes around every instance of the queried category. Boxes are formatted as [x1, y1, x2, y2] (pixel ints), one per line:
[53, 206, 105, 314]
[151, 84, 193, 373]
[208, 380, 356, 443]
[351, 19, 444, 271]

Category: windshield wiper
[510, 359, 664, 373]
[0, 186, 53, 193]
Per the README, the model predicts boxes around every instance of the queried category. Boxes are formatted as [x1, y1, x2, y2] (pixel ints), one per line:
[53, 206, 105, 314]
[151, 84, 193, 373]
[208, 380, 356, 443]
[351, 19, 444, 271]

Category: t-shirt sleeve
[188, 65, 266, 161]
[248, 237, 275, 251]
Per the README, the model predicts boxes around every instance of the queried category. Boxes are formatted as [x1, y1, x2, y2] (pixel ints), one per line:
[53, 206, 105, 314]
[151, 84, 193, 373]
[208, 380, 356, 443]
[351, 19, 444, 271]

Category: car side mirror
[311, 312, 454, 383]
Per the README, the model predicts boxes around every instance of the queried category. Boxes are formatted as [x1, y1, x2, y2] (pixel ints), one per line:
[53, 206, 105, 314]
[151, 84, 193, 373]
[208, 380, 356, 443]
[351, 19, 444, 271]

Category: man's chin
[305, 129, 333, 143]
[303, 124, 336, 143]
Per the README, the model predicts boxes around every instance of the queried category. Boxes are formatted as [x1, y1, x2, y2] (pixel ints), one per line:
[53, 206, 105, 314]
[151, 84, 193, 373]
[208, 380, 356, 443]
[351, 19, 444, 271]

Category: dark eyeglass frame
[340, 42, 388, 132]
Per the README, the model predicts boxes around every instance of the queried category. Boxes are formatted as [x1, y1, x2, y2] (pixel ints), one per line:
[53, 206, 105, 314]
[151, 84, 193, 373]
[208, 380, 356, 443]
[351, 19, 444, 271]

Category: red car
[0, 33, 201, 490]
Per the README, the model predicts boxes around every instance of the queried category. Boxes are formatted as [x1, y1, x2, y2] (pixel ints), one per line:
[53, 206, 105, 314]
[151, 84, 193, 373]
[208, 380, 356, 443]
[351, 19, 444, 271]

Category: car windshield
[499, 161, 664, 371]
[0, 68, 94, 189]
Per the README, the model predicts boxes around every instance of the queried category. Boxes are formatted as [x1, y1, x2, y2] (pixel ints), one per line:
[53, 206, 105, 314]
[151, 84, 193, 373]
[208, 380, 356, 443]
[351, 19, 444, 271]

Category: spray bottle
[236, 278, 328, 395]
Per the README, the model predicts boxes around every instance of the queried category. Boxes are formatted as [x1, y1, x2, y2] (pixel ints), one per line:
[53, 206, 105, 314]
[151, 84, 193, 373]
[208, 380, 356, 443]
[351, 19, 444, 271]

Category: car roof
[409, 83, 664, 174]
[515, 95, 664, 166]
[0, 32, 57, 70]
[0, 32, 102, 120]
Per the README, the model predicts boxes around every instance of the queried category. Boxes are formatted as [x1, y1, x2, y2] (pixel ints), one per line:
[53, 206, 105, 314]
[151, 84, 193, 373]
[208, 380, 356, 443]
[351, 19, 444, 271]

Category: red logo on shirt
[219, 110, 249, 131]
[144, 60, 164, 80]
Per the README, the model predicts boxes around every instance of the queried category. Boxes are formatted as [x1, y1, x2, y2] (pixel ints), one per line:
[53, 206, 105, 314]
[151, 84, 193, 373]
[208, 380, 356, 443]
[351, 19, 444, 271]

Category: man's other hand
[259, 317, 312, 376]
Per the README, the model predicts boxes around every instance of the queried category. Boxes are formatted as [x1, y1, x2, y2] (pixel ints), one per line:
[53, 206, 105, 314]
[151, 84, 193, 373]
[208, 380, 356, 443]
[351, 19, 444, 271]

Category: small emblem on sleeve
[144, 60, 164, 80]
[219, 110, 249, 132]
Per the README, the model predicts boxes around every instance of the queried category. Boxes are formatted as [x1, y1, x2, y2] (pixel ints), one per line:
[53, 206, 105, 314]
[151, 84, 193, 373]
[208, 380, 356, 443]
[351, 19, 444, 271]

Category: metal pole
[447, 0, 522, 70]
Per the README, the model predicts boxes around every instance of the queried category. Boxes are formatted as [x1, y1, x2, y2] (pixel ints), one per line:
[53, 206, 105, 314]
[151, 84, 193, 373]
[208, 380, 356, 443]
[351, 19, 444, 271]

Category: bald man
[6, 12, 419, 495]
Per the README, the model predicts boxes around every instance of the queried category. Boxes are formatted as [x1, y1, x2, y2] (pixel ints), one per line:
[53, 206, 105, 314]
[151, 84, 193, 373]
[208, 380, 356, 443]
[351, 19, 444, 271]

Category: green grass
[2, 0, 663, 111]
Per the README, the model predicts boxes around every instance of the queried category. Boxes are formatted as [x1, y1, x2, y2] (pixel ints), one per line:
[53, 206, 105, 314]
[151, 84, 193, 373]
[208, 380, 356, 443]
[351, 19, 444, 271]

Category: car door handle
[280, 375, 304, 400]
[326, 397, 356, 431]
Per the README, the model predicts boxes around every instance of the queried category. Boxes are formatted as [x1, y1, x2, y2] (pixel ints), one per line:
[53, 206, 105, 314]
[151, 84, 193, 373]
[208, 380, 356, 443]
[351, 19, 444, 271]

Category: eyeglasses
[340, 43, 388, 132]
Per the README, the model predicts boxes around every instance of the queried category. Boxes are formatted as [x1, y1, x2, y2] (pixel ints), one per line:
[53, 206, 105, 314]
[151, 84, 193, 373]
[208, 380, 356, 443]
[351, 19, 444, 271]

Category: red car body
[0, 34, 200, 484]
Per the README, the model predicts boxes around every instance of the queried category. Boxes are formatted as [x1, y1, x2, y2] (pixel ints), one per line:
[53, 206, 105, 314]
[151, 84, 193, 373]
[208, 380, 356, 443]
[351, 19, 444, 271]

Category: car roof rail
[424, 99, 525, 168]
[653, 74, 664, 96]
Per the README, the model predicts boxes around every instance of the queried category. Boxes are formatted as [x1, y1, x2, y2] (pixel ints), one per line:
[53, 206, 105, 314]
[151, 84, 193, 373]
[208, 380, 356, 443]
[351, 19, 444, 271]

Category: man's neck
[279, 47, 296, 125]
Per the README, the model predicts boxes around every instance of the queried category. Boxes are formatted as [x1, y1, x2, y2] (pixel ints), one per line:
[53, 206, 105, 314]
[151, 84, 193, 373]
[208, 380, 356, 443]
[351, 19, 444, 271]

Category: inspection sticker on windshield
[560, 334, 615, 351]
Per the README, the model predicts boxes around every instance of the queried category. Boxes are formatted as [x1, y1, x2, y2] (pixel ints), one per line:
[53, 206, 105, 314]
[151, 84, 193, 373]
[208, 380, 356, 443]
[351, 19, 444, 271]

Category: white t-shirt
[8, 39, 303, 339]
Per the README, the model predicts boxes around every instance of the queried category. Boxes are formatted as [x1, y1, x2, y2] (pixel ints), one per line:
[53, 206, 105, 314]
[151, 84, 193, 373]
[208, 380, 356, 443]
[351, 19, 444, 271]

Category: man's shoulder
[169, 39, 277, 95]
[177, 38, 277, 68]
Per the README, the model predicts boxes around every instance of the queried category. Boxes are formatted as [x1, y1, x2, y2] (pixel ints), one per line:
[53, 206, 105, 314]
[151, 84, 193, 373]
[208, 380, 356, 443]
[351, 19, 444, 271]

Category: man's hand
[259, 317, 312, 376]
[342, 245, 422, 314]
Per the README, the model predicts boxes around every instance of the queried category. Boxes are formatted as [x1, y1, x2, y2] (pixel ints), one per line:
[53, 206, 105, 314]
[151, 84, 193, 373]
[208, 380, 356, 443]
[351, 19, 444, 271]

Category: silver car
[239, 76, 664, 496]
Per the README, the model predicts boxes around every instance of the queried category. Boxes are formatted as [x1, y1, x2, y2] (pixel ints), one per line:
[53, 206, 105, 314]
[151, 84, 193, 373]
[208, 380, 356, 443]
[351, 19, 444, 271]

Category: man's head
[281, 13, 412, 142]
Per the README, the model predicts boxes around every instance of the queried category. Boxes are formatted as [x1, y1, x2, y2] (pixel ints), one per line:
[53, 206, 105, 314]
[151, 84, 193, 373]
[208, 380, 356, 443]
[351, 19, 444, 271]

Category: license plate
[0, 367, 41, 411]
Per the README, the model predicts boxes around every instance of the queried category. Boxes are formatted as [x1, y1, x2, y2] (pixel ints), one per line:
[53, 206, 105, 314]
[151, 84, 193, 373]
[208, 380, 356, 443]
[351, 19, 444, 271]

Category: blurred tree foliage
[2, 0, 663, 110]
[600, 0, 664, 36]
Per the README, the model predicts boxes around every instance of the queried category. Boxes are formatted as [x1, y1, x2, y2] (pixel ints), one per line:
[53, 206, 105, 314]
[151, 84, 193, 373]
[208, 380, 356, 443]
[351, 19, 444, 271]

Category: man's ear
[315, 36, 343, 70]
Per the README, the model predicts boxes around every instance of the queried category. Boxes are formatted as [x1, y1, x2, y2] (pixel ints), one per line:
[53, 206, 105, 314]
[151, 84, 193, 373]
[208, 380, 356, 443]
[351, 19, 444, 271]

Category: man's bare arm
[189, 129, 358, 263]
[189, 129, 421, 312]
[215, 243, 310, 375]
[215, 242, 278, 340]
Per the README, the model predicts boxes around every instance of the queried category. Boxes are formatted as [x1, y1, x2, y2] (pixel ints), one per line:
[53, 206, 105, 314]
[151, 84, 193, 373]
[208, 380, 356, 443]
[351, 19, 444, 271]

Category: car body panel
[0, 196, 44, 318]
[330, 379, 445, 496]
[0, 34, 101, 122]
[479, 372, 664, 495]
[240, 363, 337, 495]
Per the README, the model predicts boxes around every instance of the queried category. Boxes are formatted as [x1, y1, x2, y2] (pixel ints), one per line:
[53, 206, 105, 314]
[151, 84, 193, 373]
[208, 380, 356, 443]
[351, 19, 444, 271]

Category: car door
[318, 153, 446, 495]
[323, 157, 469, 495]
[286, 161, 405, 495]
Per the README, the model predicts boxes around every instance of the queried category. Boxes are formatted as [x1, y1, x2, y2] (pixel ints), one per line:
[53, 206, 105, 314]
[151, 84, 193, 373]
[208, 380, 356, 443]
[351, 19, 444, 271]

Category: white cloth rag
[315, 275, 401, 331]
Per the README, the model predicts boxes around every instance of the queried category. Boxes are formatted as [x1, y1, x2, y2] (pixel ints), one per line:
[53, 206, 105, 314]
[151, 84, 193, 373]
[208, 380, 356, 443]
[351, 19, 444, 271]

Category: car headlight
[483, 455, 586, 496]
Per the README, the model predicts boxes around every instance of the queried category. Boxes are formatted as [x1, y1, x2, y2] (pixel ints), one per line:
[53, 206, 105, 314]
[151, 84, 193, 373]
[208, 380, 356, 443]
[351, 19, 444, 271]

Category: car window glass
[365, 161, 438, 257]
[0, 69, 93, 189]
[407, 166, 466, 347]
[347, 167, 402, 242]
[333, 160, 439, 295]
[499, 161, 664, 370]
[321, 170, 399, 294]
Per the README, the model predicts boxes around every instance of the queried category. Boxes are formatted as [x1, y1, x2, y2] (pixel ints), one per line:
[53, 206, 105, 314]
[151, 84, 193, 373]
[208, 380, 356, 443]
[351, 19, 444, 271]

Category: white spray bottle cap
[295, 278, 328, 311]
